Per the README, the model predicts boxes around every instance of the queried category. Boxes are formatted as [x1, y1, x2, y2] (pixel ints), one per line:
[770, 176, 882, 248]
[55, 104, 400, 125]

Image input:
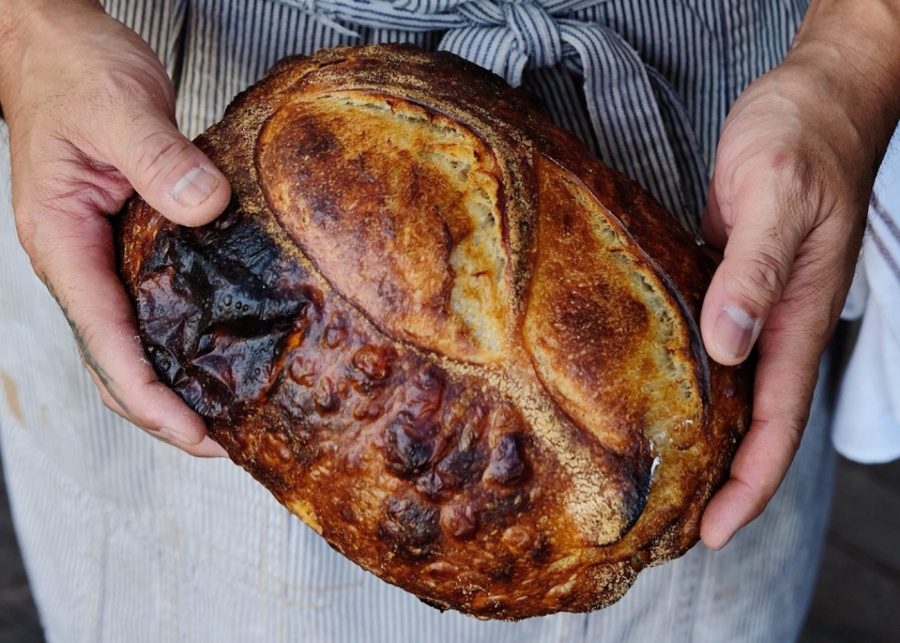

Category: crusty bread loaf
[117, 44, 752, 619]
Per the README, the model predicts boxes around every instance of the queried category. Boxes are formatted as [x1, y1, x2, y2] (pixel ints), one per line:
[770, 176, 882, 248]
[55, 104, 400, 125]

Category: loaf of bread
[117, 44, 752, 619]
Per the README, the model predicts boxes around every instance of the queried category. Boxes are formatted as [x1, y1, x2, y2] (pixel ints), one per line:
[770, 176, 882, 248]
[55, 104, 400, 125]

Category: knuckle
[131, 130, 192, 185]
[130, 414, 157, 433]
[749, 487, 770, 517]
[29, 257, 49, 286]
[767, 145, 814, 187]
[780, 413, 808, 454]
[734, 476, 770, 518]
[764, 146, 834, 223]
[745, 251, 786, 294]
[13, 214, 38, 257]
[733, 144, 826, 221]
[179, 442, 206, 457]
[92, 67, 157, 110]
[98, 388, 120, 414]
[108, 383, 162, 433]
[114, 396, 154, 432]
[726, 247, 790, 312]
[11, 214, 53, 284]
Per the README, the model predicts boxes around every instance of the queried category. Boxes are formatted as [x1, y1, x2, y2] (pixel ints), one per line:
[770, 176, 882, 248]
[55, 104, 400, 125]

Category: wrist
[789, 1, 900, 160]
[1, 0, 99, 53]
[0, 0, 104, 115]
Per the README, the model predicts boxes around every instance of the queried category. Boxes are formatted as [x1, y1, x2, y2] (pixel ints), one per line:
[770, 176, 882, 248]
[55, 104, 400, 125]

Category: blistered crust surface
[117, 44, 753, 620]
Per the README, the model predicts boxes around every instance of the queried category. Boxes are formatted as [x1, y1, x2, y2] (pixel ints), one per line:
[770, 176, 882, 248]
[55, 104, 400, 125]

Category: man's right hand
[0, 0, 231, 456]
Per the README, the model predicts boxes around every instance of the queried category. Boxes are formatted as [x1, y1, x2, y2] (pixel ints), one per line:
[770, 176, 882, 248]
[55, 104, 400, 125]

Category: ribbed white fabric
[0, 1, 837, 641]
[834, 128, 900, 464]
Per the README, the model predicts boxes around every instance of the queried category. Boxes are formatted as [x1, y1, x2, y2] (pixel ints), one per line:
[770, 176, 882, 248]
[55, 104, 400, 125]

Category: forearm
[790, 0, 900, 160]
[0, 0, 100, 52]
[1, 0, 99, 21]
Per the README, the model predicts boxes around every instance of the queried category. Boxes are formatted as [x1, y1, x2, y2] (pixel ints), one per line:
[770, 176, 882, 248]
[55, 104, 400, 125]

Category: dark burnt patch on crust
[379, 495, 441, 561]
[529, 533, 553, 563]
[135, 216, 310, 418]
[385, 413, 441, 478]
[483, 432, 528, 486]
[430, 440, 489, 496]
[488, 556, 517, 584]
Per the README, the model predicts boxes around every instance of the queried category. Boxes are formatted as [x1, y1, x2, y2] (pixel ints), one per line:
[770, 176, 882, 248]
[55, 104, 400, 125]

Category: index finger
[34, 207, 226, 457]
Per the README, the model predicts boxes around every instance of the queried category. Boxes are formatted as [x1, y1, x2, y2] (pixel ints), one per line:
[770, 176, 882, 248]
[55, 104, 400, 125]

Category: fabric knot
[457, 0, 562, 68]
[282, 0, 361, 35]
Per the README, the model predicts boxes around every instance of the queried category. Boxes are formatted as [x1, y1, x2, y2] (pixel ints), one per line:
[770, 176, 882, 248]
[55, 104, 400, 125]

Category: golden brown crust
[116, 44, 752, 619]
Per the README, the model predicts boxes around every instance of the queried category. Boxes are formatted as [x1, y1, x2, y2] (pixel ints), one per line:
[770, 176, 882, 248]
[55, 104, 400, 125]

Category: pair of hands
[1, 0, 898, 549]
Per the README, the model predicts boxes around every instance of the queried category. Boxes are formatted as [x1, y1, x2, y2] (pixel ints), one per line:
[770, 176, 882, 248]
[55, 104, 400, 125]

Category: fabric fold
[834, 133, 900, 465]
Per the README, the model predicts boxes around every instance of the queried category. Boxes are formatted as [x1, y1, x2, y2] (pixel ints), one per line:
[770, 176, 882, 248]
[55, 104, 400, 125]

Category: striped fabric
[0, 1, 841, 641]
[869, 192, 900, 290]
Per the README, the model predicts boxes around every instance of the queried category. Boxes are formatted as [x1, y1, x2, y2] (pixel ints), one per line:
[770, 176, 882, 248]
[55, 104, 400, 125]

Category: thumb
[100, 106, 231, 226]
[700, 178, 809, 366]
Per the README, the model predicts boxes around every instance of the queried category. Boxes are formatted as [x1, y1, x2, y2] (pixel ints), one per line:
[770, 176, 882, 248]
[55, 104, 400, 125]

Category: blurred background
[1, 451, 899, 642]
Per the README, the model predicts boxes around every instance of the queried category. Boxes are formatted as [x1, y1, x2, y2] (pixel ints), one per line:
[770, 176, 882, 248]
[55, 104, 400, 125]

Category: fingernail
[159, 426, 199, 446]
[171, 166, 219, 207]
[713, 304, 760, 361]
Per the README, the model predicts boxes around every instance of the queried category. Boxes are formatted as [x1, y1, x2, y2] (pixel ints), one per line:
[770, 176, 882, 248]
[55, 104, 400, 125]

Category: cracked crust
[116, 44, 752, 620]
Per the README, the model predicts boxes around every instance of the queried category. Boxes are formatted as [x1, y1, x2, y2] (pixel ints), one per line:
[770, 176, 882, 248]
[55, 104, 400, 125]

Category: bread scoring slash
[117, 44, 752, 619]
